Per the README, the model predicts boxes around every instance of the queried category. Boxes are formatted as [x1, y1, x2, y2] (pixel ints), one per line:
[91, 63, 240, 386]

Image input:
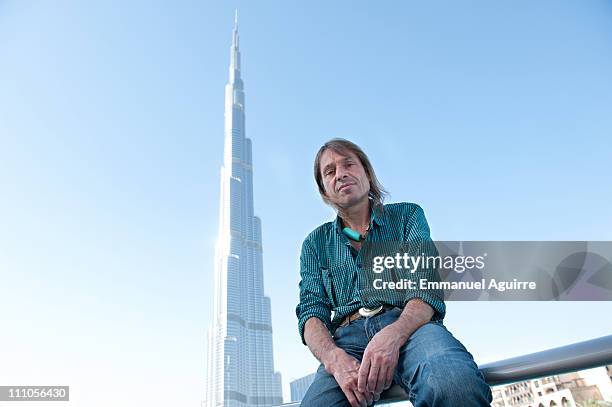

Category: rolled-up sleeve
[295, 238, 332, 346]
[403, 205, 446, 320]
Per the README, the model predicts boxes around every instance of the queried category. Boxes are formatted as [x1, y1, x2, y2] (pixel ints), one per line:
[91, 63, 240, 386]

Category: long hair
[314, 138, 388, 213]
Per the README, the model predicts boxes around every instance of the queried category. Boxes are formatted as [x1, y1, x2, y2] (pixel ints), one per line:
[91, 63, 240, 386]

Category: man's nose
[335, 167, 348, 181]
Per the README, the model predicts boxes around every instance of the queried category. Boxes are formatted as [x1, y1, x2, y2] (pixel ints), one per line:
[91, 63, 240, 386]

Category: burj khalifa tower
[204, 12, 283, 407]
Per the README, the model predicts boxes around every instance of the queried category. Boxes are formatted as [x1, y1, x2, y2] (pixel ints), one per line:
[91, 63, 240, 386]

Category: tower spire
[232, 9, 239, 49]
[229, 11, 241, 83]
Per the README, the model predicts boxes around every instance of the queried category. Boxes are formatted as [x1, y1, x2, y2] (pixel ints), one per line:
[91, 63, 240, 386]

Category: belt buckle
[358, 305, 383, 318]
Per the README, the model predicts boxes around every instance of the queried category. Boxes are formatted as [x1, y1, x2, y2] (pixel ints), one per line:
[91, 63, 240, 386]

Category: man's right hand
[303, 318, 379, 406]
[326, 348, 378, 407]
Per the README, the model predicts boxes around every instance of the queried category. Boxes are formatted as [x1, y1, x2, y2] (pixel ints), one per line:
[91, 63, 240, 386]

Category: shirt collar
[333, 203, 386, 235]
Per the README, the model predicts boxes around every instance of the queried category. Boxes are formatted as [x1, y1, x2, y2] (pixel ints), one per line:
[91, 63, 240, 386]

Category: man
[295, 139, 492, 407]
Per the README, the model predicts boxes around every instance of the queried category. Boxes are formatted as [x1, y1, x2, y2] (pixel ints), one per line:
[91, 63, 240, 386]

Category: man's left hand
[357, 323, 405, 395]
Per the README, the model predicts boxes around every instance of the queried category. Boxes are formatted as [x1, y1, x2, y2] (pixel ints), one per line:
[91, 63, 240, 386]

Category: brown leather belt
[339, 305, 397, 327]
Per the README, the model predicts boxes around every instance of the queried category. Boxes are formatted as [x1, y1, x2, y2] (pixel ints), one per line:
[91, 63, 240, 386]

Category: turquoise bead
[342, 227, 362, 242]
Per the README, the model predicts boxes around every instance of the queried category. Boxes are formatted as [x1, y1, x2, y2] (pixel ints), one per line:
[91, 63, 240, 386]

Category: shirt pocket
[321, 268, 338, 307]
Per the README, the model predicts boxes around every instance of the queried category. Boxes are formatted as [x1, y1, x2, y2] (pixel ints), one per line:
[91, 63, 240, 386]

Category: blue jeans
[300, 307, 492, 406]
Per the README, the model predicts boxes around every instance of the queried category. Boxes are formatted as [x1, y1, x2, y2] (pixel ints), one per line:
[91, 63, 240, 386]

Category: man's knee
[421, 355, 492, 403]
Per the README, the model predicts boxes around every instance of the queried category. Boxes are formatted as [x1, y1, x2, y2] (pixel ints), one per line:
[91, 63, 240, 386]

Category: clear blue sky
[1, 1, 611, 406]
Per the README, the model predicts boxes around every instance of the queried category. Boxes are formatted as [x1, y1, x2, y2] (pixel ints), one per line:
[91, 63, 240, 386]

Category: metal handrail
[480, 334, 612, 386]
[281, 335, 612, 406]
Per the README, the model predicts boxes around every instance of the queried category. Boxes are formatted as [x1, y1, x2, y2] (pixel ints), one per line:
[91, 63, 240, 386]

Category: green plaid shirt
[296, 202, 446, 345]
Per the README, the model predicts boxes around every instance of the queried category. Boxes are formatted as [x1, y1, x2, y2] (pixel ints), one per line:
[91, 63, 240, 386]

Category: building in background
[491, 365, 612, 407]
[289, 373, 316, 402]
[204, 12, 282, 407]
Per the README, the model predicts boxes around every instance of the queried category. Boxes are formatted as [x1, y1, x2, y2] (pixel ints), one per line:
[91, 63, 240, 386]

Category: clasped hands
[330, 323, 406, 407]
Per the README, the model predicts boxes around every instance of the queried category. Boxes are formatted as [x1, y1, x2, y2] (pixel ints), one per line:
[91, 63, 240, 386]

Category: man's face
[319, 149, 370, 209]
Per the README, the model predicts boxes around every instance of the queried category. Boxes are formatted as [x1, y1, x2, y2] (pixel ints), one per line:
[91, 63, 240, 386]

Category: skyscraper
[204, 12, 283, 407]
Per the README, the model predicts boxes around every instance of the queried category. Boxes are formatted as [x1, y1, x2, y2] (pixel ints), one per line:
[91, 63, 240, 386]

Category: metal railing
[280, 334, 612, 406]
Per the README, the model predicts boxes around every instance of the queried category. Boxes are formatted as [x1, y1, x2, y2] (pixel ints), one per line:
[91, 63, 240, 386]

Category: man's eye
[325, 170, 334, 176]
